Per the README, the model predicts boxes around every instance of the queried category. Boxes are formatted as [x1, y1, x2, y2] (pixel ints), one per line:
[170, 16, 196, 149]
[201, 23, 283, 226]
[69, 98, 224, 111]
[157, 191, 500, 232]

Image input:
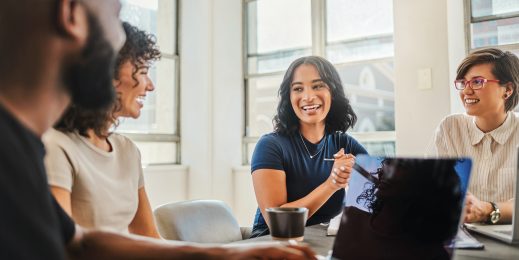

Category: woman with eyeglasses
[250, 56, 367, 238]
[432, 48, 519, 224]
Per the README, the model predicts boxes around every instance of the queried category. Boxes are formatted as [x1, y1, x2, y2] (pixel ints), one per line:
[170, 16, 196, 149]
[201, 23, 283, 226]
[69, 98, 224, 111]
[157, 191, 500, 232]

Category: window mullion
[311, 0, 326, 56]
[464, 0, 472, 55]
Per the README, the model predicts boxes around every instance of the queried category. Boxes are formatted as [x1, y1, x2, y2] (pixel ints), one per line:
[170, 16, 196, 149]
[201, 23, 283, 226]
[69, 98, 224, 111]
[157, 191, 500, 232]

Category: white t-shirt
[43, 128, 144, 233]
[432, 112, 518, 202]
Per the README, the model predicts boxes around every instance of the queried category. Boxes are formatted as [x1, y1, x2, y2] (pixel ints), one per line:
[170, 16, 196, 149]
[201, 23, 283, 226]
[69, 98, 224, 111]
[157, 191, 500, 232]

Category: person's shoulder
[439, 113, 470, 128]
[42, 128, 77, 148]
[258, 132, 289, 143]
[335, 132, 368, 154]
[336, 131, 354, 139]
[260, 132, 282, 139]
[441, 113, 470, 123]
[109, 133, 139, 151]
[256, 132, 290, 151]
[337, 131, 360, 144]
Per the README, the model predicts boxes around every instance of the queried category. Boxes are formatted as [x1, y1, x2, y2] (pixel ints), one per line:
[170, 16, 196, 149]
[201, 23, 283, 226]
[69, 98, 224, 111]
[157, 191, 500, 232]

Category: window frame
[117, 0, 181, 165]
[464, 0, 519, 52]
[242, 0, 396, 164]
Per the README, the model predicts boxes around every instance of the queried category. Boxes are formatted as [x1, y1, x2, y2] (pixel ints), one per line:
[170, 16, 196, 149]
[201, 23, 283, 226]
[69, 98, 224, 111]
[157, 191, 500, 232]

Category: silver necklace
[299, 132, 325, 159]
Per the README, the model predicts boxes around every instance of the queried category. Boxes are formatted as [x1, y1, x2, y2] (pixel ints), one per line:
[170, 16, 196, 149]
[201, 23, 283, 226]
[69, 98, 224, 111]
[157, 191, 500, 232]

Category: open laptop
[464, 147, 519, 244]
[330, 155, 472, 259]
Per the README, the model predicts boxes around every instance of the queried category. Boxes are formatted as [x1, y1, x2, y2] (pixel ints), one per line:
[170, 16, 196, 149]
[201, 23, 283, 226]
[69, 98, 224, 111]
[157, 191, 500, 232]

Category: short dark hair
[273, 56, 357, 135]
[56, 22, 161, 137]
[456, 48, 519, 112]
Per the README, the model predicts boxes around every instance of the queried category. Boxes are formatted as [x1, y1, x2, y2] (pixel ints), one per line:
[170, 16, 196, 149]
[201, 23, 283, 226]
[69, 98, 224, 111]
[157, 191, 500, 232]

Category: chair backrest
[154, 200, 243, 243]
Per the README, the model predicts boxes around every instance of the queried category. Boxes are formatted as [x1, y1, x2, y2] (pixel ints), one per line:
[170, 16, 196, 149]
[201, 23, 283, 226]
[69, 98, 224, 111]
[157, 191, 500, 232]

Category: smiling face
[460, 63, 508, 118]
[114, 60, 155, 119]
[290, 64, 332, 128]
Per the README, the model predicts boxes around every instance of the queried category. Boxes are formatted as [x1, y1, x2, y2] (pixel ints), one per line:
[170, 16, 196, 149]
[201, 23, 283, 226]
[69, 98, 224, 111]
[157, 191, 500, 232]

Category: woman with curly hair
[250, 56, 367, 238]
[43, 22, 161, 238]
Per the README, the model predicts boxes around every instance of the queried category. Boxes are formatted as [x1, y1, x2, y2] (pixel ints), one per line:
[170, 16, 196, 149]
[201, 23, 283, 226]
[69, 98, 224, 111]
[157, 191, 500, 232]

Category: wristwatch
[487, 202, 501, 224]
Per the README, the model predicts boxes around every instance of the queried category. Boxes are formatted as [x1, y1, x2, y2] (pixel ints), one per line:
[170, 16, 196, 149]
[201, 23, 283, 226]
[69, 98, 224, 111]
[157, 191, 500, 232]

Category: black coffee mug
[266, 207, 308, 241]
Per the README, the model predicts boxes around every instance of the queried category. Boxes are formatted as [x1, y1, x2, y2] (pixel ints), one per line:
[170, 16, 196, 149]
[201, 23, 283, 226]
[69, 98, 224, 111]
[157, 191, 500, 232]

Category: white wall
[211, 0, 244, 207]
[448, 0, 468, 114]
[393, 0, 465, 156]
[144, 165, 189, 209]
[180, 0, 214, 199]
[178, 0, 248, 224]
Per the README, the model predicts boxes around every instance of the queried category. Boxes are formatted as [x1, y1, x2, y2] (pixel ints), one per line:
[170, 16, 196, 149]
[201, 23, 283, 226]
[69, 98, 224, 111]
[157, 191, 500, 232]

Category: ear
[505, 82, 514, 98]
[56, 0, 89, 44]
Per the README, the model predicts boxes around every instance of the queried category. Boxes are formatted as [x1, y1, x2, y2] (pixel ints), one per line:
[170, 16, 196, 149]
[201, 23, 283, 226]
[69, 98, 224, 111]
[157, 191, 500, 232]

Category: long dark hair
[55, 22, 161, 137]
[273, 56, 357, 135]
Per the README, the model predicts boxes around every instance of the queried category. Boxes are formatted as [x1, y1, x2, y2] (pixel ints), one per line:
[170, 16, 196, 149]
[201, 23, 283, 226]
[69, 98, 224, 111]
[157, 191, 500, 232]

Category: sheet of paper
[453, 226, 484, 249]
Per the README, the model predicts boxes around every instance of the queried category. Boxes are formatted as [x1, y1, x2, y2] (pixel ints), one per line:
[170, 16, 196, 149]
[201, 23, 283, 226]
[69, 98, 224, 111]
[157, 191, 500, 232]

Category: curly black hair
[356, 159, 462, 243]
[273, 56, 357, 135]
[114, 22, 162, 86]
[56, 22, 161, 137]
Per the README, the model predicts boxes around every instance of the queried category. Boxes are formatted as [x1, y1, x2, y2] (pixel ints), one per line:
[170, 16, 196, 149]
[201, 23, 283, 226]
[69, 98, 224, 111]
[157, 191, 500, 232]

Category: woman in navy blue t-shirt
[251, 56, 368, 238]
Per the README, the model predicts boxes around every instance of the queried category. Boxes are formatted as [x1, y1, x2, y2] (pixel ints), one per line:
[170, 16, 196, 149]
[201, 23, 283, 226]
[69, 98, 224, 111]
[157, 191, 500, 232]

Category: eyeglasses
[454, 77, 500, 90]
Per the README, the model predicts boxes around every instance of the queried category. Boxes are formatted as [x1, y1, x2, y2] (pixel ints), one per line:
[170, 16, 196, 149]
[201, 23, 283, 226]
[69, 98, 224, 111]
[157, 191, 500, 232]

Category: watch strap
[487, 201, 500, 224]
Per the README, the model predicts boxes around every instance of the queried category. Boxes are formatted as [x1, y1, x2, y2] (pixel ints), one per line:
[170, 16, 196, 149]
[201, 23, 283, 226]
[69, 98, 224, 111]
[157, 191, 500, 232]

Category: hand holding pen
[325, 148, 355, 190]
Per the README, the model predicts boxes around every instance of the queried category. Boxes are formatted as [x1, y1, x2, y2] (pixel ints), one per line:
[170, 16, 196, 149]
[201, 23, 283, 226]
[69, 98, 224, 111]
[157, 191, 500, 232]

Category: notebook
[330, 155, 472, 259]
[464, 146, 519, 244]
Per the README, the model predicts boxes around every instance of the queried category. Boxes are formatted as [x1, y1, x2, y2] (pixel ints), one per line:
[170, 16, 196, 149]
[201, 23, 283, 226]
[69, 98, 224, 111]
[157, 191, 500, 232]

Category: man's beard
[62, 13, 117, 110]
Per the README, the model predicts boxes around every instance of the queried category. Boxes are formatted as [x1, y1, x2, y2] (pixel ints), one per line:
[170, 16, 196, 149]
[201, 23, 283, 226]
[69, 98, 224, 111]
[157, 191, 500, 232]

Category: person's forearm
[497, 200, 514, 224]
[129, 222, 161, 239]
[68, 229, 229, 260]
[280, 183, 338, 218]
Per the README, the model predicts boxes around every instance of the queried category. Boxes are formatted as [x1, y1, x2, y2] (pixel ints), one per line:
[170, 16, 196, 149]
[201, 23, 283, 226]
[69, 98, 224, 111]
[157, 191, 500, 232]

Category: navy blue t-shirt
[250, 132, 367, 237]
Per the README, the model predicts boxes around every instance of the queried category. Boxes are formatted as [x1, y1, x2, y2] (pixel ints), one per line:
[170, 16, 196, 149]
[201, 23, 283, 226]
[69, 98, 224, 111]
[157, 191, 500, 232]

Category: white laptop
[464, 146, 519, 244]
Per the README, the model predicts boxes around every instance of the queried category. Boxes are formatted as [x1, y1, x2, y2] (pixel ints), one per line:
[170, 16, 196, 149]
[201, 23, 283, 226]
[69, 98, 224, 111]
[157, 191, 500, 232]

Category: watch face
[491, 211, 501, 224]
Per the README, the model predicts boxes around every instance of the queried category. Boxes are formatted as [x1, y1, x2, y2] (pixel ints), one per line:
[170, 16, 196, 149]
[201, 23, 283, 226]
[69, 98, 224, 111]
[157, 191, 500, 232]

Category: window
[468, 0, 519, 50]
[466, 0, 519, 112]
[119, 0, 180, 165]
[244, 0, 396, 164]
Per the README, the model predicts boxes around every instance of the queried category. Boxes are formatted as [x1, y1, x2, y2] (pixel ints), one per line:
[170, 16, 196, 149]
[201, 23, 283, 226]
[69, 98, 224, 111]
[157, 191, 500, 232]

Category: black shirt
[250, 132, 367, 238]
[0, 104, 75, 259]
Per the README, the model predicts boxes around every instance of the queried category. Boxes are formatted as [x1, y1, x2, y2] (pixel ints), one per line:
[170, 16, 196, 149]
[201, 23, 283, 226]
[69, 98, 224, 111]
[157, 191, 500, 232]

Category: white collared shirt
[432, 112, 519, 202]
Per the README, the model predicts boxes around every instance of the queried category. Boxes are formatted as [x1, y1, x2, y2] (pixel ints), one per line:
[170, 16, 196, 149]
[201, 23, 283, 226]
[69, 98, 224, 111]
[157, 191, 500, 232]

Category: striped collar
[469, 111, 516, 146]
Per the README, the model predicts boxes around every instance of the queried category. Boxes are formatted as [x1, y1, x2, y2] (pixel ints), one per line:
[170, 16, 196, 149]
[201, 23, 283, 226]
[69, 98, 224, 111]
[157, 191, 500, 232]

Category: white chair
[154, 200, 251, 243]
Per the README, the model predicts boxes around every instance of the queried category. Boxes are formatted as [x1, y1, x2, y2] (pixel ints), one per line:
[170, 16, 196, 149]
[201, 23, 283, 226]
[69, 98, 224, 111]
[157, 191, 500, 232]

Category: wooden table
[231, 225, 519, 259]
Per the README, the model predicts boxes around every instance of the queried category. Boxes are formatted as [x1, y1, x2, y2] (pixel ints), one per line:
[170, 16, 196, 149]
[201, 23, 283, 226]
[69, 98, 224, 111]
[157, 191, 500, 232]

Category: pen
[353, 163, 378, 184]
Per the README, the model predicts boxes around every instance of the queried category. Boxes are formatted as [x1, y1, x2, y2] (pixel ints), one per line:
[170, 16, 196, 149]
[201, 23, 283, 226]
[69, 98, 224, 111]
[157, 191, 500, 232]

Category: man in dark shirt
[0, 104, 76, 259]
[0, 0, 314, 259]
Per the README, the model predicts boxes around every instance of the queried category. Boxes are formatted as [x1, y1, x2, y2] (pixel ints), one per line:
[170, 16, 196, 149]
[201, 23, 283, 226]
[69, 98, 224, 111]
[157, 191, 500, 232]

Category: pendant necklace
[299, 131, 325, 159]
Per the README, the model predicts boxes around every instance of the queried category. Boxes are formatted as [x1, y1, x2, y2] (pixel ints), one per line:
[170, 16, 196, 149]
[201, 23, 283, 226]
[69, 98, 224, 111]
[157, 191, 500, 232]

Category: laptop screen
[331, 155, 472, 260]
